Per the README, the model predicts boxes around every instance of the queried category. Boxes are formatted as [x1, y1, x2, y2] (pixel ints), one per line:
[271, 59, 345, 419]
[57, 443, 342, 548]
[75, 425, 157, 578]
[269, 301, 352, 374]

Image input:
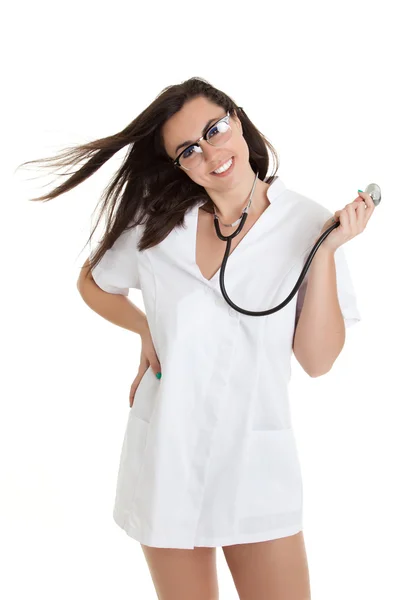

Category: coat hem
[113, 508, 303, 549]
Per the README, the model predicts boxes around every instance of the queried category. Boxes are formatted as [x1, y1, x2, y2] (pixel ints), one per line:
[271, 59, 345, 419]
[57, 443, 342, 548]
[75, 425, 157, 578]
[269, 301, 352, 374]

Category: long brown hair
[17, 76, 279, 281]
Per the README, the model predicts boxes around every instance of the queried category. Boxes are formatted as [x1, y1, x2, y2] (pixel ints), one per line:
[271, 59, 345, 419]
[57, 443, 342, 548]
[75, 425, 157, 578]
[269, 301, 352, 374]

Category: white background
[2, 0, 398, 598]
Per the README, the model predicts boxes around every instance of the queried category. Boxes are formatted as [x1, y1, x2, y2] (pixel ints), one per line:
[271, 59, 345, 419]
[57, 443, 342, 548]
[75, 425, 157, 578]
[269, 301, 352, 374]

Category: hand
[129, 326, 162, 408]
[316, 191, 376, 253]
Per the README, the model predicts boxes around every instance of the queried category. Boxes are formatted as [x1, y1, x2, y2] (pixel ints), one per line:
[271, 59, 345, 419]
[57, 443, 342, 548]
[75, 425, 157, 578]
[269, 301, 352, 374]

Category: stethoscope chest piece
[365, 183, 381, 206]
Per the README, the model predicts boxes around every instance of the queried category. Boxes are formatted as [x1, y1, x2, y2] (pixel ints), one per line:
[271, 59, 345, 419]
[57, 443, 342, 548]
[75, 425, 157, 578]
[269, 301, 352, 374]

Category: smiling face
[162, 96, 251, 194]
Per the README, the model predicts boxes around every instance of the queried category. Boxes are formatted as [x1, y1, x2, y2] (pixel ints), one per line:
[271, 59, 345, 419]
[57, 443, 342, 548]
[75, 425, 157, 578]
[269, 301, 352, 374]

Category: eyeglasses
[173, 111, 232, 171]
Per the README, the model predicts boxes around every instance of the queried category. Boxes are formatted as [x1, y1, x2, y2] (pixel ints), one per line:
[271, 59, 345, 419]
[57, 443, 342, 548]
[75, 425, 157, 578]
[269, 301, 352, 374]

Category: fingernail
[156, 372, 162, 380]
[357, 189, 364, 194]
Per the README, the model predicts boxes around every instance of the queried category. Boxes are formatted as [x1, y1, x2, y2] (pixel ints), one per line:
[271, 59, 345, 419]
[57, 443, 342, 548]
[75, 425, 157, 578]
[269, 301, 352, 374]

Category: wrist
[137, 315, 150, 337]
[317, 244, 337, 258]
[309, 245, 336, 274]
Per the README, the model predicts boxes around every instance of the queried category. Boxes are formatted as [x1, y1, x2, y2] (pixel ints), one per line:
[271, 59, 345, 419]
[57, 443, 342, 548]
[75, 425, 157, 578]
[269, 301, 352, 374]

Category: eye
[182, 145, 195, 159]
[207, 125, 219, 139]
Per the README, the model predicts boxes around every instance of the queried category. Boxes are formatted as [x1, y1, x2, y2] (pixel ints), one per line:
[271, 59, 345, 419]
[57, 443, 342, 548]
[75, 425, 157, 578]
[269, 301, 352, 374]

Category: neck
[210, 178, 270, 224]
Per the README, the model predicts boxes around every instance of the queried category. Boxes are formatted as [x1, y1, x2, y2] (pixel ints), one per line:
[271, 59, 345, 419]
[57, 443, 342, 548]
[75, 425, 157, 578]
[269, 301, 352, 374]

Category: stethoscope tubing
[214, 182, 381, 317]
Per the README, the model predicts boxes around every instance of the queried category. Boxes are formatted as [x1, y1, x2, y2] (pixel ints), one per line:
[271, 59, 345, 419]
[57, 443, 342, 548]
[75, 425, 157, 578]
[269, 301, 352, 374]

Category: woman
[21, 77, 374, 600]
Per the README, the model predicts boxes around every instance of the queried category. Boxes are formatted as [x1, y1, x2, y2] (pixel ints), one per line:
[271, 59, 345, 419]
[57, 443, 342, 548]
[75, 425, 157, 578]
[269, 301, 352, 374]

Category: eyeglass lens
[179, 118, 232, 169]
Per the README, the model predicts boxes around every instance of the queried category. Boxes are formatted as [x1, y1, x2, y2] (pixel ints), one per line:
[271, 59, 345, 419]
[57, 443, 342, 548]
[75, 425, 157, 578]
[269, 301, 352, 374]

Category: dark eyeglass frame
[172, 111, 231, 171]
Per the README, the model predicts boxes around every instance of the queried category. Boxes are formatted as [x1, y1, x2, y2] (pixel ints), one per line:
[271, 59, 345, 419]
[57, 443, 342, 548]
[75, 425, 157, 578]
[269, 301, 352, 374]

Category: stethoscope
[213, 171, 381, 316]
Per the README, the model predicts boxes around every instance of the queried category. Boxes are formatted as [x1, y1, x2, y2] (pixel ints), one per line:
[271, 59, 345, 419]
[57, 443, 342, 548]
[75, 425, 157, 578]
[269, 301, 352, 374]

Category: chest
[196, 206, 270, 281]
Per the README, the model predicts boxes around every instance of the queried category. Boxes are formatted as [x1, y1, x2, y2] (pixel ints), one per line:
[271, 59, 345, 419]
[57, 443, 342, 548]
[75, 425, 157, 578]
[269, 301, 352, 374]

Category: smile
[211, 157, 235, 176]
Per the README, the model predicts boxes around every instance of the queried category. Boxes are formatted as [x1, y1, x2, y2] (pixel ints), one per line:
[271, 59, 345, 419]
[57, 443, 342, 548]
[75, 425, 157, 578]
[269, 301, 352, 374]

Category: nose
[198, 139, 223, 169]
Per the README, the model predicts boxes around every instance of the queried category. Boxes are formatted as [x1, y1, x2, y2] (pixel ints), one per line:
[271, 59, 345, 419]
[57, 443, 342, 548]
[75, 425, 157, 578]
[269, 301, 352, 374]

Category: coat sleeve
[295, 244, 362, 329]
[89, 226, 141, 295]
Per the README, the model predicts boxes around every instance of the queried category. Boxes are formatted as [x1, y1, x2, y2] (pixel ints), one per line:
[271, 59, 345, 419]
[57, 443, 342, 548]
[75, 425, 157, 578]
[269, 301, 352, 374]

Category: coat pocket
[131, 366, 160, 423]
[238, 428, 303, 518]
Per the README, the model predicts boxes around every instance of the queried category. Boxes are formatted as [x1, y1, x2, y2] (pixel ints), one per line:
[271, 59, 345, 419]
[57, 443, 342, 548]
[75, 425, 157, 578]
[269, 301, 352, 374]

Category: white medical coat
[90, 176, 361, 549]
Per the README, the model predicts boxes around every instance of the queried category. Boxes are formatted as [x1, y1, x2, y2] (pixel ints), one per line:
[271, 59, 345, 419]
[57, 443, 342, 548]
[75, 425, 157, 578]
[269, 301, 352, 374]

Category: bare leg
[222, 531, 311, 600]
[140, 544, 219, 600]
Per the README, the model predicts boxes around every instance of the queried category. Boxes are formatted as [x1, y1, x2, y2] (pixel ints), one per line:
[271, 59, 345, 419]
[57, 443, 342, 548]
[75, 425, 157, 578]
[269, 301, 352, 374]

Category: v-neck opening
[192, 185, 276, 285]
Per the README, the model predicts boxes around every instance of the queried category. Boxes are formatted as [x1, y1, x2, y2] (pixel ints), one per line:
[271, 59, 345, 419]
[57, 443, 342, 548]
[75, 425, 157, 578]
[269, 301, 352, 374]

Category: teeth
[213, 158, 233, 174]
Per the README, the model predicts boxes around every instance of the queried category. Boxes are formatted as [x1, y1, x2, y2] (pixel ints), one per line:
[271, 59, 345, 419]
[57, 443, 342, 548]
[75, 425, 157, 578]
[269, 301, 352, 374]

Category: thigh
[140, 544, 219, 600]
[222, 531, 311, 600]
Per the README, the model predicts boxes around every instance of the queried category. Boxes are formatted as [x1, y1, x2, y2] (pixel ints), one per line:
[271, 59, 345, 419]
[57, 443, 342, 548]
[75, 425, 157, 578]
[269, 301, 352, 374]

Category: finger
[147, 350, 161, 376]
[357, 191, 375, 220]
[336, 208, 350, 232]
[353, 198, 368, 227]
[332, 210, 341, 224]
[129, 378, 142, 406]
[130, 378, 140, 392]
[129, 389, 136, 406]
[354, 194, 371, 228]
[354, 194, 367, 211]
[346, 202, 359, 232]
[129, 382, 138, 407]
[150, 362, 162, 377]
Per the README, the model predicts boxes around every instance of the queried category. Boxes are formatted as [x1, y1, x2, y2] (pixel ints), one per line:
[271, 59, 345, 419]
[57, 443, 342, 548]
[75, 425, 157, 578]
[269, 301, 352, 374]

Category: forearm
[293, 247, 345, 376]
[77, 278, 149, 336]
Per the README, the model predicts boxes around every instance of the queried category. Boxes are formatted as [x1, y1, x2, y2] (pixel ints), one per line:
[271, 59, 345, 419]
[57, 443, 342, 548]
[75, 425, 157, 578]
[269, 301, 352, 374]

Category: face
[162, 96, 251, 193]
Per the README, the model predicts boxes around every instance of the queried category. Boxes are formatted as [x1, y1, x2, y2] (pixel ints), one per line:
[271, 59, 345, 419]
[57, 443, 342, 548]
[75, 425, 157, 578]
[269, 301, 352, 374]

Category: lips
[210, 156, 234, 174]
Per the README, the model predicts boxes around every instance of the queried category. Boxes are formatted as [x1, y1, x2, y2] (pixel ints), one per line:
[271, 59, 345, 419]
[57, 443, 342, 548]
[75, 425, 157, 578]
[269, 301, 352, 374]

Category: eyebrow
[174, 115, 222, 155]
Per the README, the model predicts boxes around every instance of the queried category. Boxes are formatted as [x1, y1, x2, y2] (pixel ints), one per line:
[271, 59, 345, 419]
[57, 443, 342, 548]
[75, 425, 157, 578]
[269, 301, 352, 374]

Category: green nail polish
[357, 189, 363, 194]
[156, 372, 162, 380]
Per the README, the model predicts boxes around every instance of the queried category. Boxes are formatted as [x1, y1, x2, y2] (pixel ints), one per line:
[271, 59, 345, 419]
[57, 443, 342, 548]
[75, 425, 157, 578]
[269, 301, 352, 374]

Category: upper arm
[77, 257, 94, 288]
[294, 245, 362, 331]
[78, 227, 141, 295]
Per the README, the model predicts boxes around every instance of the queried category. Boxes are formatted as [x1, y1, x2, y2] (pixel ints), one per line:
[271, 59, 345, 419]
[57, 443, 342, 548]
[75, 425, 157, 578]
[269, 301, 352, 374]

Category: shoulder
[120, 221, 145, 246]
[285, 188, 334, 225]
[278, 188, 335, 252]
[95, 222, 145, 261]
